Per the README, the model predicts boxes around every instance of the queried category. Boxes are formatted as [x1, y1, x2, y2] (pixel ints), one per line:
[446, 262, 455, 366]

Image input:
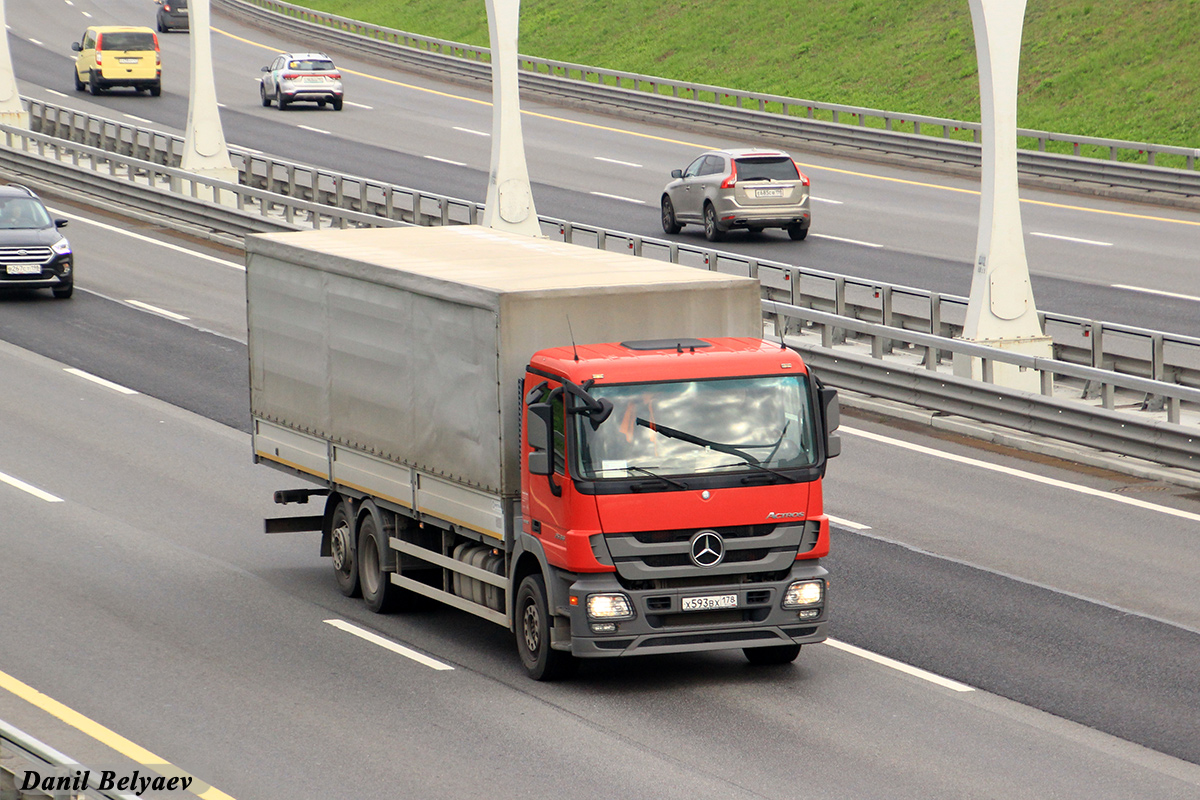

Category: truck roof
[245, 225, 753, 304]
[533, 337, 809, 385]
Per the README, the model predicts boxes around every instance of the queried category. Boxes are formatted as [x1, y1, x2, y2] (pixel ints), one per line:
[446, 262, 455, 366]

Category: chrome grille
[605, 522, 805, 582]
[0, 246, 53, 266]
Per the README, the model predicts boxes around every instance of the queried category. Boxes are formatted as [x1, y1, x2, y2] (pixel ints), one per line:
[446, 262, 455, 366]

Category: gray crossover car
[0, 185, 73, 299]
[661, 148, 811, 241]
[260, 52, 344, 110]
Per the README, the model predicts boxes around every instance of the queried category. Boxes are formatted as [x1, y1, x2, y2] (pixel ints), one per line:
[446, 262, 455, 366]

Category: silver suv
[661, 148, 811, 242]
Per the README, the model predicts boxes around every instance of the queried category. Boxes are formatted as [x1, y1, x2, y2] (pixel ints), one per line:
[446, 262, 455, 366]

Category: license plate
[755, 188, 784, 198]
[681, 593, 738, 611]
[119, 57, 139, 64]
[303, 76, 326, 83]
[6, 264, 41, 275]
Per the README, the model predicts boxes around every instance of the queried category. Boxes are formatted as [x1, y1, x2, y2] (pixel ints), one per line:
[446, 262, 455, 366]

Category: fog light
[590, 622, 617, 633]
[783, 580, 823, 607]
[587, 593, 633, 620]
[797, 608, 820, 620]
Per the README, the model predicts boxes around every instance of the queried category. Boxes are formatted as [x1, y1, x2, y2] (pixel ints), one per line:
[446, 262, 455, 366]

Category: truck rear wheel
[515, 574, 576, 681]
[744, 643, 801, 665]
[358, 513, 397, 613]
[330, 501, 360, 597]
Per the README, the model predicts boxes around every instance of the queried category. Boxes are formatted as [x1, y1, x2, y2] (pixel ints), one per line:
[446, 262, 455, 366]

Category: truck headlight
[782, 580, 823, 607]
[51, 237, 72, 255]
[586, 593, 633, 620]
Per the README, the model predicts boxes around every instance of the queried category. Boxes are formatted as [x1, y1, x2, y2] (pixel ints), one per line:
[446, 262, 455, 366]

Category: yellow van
[72, 26, 162, 97]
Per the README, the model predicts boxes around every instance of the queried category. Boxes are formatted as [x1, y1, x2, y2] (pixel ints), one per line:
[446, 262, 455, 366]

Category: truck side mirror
[819, 387, 841, 458]
[526, 402, 552, 452]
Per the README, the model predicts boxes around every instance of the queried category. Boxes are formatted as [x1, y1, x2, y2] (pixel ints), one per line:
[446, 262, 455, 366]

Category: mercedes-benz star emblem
[689, 529, 725, 568]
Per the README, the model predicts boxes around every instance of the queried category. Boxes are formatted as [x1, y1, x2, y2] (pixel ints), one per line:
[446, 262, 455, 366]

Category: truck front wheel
[330, 501, 360, 597]
[515, 574, 576, 681]
[744, 643, 801, 665]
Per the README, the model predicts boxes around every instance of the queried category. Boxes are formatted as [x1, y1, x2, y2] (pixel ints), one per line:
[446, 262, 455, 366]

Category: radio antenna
[567, 316, 580, 362]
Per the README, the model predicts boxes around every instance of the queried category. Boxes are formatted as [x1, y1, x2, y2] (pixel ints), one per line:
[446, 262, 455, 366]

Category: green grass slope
[298, 0, 1200, 149]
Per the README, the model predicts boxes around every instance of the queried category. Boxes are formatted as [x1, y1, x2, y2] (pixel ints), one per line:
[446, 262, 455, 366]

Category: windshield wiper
[625, 465, 688, 491]
[636, 418, 762, 465]
[638, 418, 801, 483]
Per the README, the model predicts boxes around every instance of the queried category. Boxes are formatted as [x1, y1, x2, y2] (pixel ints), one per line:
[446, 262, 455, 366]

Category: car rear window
[288, 60, 336, 71]
[734, 157, 799, 181]
[99, 32, 156, 51]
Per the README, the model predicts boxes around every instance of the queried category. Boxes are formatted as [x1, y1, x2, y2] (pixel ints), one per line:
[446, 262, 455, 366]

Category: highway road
[8, 0, 1200, 337]
[3, 1, 1200, 797]
[1, 196, 1199, 797]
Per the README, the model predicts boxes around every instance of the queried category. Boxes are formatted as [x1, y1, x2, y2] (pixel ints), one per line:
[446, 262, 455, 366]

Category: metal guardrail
[21, 97, 1200, 401]
[774, 305, 1200, 470]
[1, 719, 138, 800]
[214, 0, 1200, 197]
[6, 105, 1199, 469]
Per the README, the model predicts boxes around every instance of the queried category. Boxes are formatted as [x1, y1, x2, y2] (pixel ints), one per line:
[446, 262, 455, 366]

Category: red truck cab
[516, 336, 839, 677]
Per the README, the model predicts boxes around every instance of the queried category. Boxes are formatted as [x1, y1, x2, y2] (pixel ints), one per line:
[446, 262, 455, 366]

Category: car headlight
[51, 237, 72, 256]
[782, 580, 823, 607]
[586, 593, 634, 620]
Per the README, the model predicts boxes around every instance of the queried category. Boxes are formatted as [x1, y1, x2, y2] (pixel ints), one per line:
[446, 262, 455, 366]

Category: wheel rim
[705, 207, 715, 235]
[522, 601, 541, 655]
[661, 199, 673, 228]
[331, 521, 351, 572]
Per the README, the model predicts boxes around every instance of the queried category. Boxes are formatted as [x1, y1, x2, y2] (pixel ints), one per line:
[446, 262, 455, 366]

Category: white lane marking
[590, 191, 646, 205]
[826, 638, 974, 692]
[29, 39, 44, 46]
[595, 156, 642, 168]
[1111, 284, 1200, 303]
[843, 425, 1200, 524]
[297, 124, 331, 135]
[325, 619, 454, 671]
[64, 367, 138, 395]
[344, 101, 373, 110]
[46, 89, 68, 99]
[82, 12, 92, 18]
[828, 514, 871, 531]
[811, 197, 843, 205]
[453, 126, 489, 137]
[1030, 231, 1113, 246]
[125, 300, 189, 321]
[809, 233, 883, 248]
[48, 208, 245, 271]
[0, 470, 64, 503]
[425, 155, 467, 167]
[123, 114, 152, 124]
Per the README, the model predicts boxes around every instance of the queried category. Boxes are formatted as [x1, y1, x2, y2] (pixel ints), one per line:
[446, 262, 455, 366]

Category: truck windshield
[573, 375, 817, 479]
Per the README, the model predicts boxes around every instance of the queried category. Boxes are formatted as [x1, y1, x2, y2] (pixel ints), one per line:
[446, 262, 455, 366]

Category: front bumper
[0, 255, 72, 291]
[566, 561, 828, 658]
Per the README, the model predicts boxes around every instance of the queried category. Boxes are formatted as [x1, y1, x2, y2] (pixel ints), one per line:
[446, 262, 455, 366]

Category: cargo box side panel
[497, 280, 763, 493]
[325, 272, 504, 493]
[247, 254, 333, 437]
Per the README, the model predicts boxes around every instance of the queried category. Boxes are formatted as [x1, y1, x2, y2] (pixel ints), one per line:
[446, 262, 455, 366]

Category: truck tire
[358, 513, 397, 613]
[515, 574, 576, 681]
[330, 501, 360, 597]
[744, 643, 801, 665]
